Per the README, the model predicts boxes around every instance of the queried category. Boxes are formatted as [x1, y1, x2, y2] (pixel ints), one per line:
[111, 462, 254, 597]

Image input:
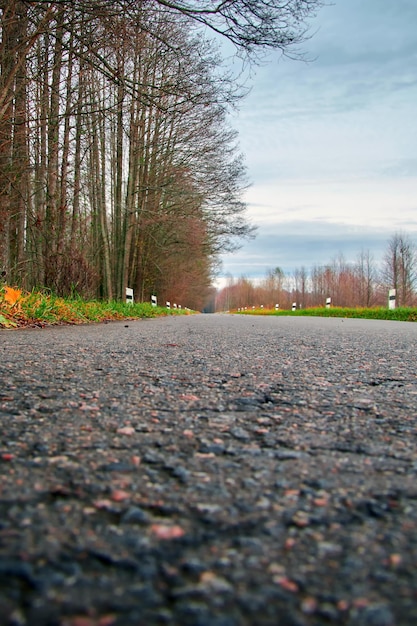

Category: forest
[215, 233, 417, 312]
[0, 0, 323, 311]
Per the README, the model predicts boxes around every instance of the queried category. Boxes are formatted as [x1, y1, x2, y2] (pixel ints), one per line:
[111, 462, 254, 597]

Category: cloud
[243, 177, 417, 228]
[309, 0, 417, 64]
[219, 220, 397, 280]
[231, 0, 417, 184]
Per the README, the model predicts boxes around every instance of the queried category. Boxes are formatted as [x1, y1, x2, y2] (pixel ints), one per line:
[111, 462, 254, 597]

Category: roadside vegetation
[235, 306, 417, 322]
[0, 286, 189, 329]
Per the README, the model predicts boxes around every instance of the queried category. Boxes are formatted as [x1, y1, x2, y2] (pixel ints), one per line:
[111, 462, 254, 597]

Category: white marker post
[326, 297, 331, 308]
[126, 288, 134, 305]
[292, 302, 297, 311]
[388, 289, 396, 310]
[275, 304, 279, 310]
[166, 301, 171, 309]
[151, 295, 157, 307]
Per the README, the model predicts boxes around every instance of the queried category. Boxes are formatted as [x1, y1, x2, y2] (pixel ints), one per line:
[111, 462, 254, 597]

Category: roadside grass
[234, 306, 417, 322]
[0, 286, 191, 329]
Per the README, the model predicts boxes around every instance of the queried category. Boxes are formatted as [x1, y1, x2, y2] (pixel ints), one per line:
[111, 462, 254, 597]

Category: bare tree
[382, 232, 417, 307]
[261, 267, 285, 308]
[153, 0, 323, 58]
[355, 249, 377, 307]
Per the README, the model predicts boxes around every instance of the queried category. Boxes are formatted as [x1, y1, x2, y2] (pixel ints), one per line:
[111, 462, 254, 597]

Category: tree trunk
[0, 2, 16, 277]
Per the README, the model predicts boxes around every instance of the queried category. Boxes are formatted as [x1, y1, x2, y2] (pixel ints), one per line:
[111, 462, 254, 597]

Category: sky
[215, 0, 417, 286]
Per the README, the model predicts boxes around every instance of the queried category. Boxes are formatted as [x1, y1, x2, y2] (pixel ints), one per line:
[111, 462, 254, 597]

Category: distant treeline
[215, 232, 417, 311]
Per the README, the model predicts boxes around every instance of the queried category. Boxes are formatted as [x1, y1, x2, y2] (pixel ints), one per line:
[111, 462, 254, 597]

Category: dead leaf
[150, 524, 185, 539]
[389, 553, 402, 567]
[274, 576, 299, 593]
[3, 286, 22, 306]
[0, 314, 17, 328]
[93, 499, 114, 510]
[111, 490, 130, 502]
[116, 426, 135, 435]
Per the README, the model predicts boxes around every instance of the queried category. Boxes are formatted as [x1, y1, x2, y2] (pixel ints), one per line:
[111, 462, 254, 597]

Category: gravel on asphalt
[1, 314, 417, 626]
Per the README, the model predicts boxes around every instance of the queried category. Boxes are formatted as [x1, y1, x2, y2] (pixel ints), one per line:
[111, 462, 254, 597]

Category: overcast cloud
[216, 0, 417, 284]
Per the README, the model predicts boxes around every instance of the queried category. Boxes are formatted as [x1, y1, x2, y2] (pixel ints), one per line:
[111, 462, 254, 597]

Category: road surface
[1, 314, 417, 625]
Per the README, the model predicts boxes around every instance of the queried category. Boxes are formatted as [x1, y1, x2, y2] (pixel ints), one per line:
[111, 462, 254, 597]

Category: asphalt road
[1, 314, 417, 626]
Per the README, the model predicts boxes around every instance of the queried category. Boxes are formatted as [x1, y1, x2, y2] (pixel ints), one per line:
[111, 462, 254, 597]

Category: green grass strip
[0, 287, 192, 328]
[236, 306, 417, 322]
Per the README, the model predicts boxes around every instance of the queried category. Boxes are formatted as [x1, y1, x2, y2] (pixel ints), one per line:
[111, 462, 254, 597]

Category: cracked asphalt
[1, 313, 417, 625]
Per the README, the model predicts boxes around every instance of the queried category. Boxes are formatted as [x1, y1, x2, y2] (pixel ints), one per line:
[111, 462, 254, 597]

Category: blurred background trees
[215, 235, 417, 311]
